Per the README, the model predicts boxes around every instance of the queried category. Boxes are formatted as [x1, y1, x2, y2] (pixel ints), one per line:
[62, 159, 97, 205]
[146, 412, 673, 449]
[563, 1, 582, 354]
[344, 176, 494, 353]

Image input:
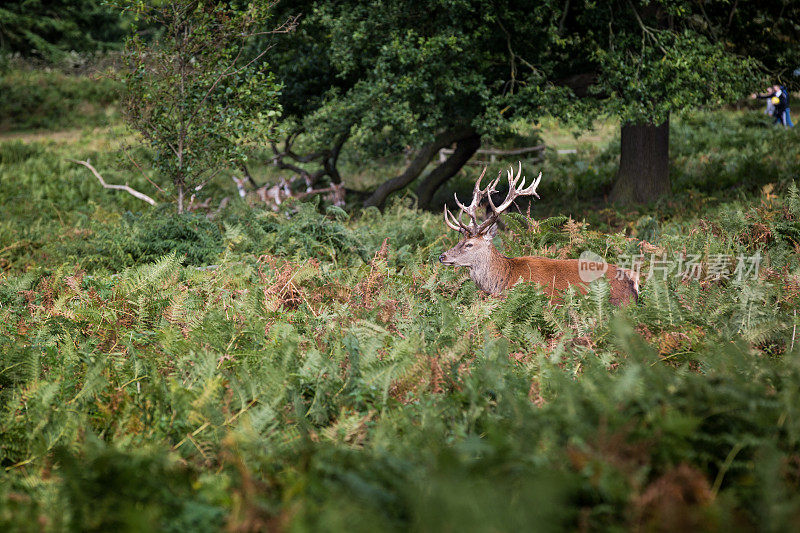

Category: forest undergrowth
[1, 108, 800, 530]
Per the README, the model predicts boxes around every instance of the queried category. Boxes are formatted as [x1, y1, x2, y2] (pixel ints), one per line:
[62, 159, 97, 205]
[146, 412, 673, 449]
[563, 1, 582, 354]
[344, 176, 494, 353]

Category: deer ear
[482, 224, 498, 240]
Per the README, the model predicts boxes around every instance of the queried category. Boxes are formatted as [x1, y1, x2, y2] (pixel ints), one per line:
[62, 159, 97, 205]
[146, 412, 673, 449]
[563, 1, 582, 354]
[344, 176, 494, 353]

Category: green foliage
[670, 112, 800, 193]
[583, 14, 759, 124]
[269, 1, 788, 170]
[56, 438, 225, 532]
[0, 1, 127, 61]
[269, 0, 569, 159]
[2, 161, 799, 529]
[0, 70, 119, 131]
[3, 72, 800, 529]
[36, 201, 379, 272]
[118, 0, 285, 212]
[73, 210, 225, 270]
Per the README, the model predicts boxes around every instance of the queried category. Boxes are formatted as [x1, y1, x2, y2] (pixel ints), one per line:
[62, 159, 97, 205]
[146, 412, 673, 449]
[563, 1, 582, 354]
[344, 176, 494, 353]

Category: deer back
[506, 256, 638, 304]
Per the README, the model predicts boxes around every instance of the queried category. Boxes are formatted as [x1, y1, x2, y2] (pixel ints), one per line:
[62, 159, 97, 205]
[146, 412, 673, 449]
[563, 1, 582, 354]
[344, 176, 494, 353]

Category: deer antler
[443, 203, 469, 233]
[453, 167, 488, 226]
[444, 167, 491, 235]
[481, 161, 541, 231]
[443, 162, 541, 236]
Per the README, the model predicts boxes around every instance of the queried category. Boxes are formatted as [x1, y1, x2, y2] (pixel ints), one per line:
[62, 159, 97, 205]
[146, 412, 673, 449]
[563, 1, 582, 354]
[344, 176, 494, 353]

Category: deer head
[439, 162, 541, 267]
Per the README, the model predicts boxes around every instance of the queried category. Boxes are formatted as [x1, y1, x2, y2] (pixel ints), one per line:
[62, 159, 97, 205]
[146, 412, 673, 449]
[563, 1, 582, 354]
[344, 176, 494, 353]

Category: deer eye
[464, 243, 473, 249]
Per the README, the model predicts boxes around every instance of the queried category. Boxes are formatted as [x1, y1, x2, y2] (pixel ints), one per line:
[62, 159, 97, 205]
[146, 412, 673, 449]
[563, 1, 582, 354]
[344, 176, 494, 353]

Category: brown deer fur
[439, 234, 639, 305]
[439, 163, 639, 305]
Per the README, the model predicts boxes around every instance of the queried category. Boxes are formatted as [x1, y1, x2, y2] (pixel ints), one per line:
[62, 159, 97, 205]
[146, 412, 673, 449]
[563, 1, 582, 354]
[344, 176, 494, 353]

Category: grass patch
[0, 69, 119, 132]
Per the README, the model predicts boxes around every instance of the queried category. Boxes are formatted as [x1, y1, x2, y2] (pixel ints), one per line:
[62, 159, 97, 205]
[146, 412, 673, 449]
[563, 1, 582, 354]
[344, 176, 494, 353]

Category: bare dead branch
[249, 14, 301, 36]
[67, 159, 157, 206]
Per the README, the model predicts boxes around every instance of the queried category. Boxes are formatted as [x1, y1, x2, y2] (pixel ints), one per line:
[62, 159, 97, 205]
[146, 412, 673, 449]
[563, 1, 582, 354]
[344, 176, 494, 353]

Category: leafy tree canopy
[119, 0, 290, 212]
[272, 1, 790, 151]
[272, 0, 572, 156]
[266, 0, 794, 206]
[0, 0, 127, 61]
[557, 1, 777, 125]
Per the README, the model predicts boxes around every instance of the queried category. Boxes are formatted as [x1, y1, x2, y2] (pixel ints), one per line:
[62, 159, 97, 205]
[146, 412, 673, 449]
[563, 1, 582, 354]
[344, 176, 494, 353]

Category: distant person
[751, 85, 790, 127]
[780, 85, 794, 127]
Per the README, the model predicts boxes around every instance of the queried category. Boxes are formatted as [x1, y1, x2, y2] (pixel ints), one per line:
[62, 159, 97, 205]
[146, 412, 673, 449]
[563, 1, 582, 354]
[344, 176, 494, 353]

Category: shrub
[0, 69, 119, 131]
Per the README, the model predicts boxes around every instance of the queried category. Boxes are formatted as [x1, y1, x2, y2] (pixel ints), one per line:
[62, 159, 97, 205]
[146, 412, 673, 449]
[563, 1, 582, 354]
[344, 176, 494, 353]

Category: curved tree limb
[270, 128, 350, 188]
[324, 132, 349, 184]
[415, 133, 481, 209]
[237, 161, 259, 189]
[67, 159, 157, 206]
[363, 125, 476, 208]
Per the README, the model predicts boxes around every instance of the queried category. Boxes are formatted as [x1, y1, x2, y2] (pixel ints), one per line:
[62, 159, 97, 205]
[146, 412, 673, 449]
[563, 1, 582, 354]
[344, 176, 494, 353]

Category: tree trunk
[415, 134, 481, 209]
[363, 126, 476, 208]
[324, 132, 348, 185]
[610, 118, 670, 204]
[177, 183, 185, 214]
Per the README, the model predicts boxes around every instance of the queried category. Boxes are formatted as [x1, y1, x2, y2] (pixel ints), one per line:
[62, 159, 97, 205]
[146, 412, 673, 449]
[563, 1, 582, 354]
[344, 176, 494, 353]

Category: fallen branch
[67, 159, 157, 206]
[438, 144, 545, 163]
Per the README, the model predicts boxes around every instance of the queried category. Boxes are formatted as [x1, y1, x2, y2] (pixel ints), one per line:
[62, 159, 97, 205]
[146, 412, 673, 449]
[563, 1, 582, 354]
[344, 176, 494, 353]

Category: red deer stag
[439, 163, 639, 306]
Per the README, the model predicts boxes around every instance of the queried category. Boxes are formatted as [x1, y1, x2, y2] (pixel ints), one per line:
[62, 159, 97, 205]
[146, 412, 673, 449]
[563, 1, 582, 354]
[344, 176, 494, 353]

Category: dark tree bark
[415, 133, 481, 209]
[269, 129, 350, 188]
[610, 118, 670, 204]
[363, 126, 476, 208]
[238, 161, 259, 189]
[324, 133, 347, 184]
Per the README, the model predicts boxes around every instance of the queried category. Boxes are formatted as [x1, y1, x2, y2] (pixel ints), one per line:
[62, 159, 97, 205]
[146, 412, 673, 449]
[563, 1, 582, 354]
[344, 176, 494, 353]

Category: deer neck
[469, 245, 513, 295]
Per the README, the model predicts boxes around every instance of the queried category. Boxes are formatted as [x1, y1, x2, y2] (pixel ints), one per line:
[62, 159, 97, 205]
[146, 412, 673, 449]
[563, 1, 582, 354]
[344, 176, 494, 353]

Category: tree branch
[363, 125, 477, 208]
[727, 0, 739, 28]
[324, 132, 349, 184]
[122, 145, 167, 194]
[67, 159, 157, 206]
[415, 133, 481, 209]
[186, 14, 300, 129]
[626, 0, 668, 55]
[558, 0, 571, 35]
[238, 161, 259, 189]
